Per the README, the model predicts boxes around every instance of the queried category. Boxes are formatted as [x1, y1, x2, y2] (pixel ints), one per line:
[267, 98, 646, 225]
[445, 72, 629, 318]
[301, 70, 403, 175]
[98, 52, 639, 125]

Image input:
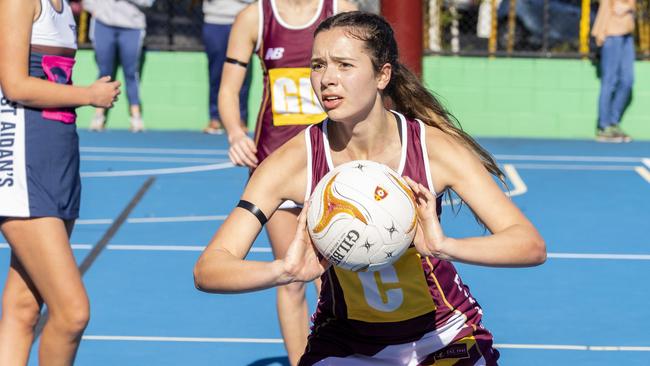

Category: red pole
[380, 0, 423, 77]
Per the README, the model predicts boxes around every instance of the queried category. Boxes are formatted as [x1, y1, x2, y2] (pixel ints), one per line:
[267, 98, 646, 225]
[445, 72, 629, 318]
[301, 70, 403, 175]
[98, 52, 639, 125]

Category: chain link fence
[73, 0, 379, 51]
[71, 0, 650, 58]
[425, 0, 650, 58]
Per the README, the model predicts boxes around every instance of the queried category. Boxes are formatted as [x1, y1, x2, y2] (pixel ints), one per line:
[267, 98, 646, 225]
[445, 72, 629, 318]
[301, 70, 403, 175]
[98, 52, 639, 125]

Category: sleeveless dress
[0, 0, 81, 221]
[253, 0, 336, 163]
[299, 112, 500, 366]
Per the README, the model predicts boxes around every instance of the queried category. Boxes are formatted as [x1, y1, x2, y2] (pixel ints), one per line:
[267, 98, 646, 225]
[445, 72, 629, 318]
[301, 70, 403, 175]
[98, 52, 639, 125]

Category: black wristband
[225, 57, 249, 68]
[237, 200, 268, 226]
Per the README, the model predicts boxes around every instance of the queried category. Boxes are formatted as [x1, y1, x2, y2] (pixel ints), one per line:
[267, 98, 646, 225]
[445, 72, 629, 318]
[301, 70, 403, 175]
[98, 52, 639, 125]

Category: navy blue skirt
[0, 52, 81, 220]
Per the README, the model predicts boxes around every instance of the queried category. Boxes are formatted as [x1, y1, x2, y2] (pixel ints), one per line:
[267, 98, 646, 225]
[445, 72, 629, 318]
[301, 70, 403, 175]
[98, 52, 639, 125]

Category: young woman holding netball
[195, 11, 545, 365]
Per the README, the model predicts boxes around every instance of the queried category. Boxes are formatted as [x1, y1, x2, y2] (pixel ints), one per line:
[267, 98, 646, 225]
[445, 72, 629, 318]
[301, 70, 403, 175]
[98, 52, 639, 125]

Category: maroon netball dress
[299, 111, 500, 366]
[252, 0, 336, 163]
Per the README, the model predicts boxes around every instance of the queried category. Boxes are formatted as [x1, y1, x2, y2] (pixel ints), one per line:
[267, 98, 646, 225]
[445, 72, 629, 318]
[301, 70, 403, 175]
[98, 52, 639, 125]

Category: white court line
[503, 164, 527, 196]
[80, 147, 228, 155]
[80, 162, 234, 178]
[548, 253, 650, 260]
[107, 245, 207, 251]
[635, 167, 650, 184]
[78, 150, 645, 162]
[495, 343, 650, 352]
[76, 215, 227, 225]
[128, 215, 228, 223]
[644, 158, 650, 169]
[82, 155, 226, 164]
[76, 219, 114, 225]
[444, 164, 527, 206]
[79, 335, 650, 351]
[82, 335, 283, 343]
[103, 245, 272, 253]
[73, 164, 517, 225]
[0, 244, 94, 250]
[0, 243, 271, 252]
[513, 164, 636, 171]
[3, 244, 648, 258]
[495, 154, 646, 163]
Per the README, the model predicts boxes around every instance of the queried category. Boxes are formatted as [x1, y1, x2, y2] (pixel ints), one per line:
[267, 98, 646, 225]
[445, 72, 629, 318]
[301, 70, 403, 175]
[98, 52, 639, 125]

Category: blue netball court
[1, 131, 649, 365]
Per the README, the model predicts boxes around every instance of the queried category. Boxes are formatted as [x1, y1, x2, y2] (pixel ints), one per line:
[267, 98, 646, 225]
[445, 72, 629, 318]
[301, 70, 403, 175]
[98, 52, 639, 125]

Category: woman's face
[310, 28, 390, 123]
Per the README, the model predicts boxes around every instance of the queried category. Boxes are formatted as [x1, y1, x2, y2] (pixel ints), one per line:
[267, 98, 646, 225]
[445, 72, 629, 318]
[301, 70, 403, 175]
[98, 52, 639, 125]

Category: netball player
[0, 0, 120, 364]
[215, 1, 356, 364]
[196, 11, 545, 366]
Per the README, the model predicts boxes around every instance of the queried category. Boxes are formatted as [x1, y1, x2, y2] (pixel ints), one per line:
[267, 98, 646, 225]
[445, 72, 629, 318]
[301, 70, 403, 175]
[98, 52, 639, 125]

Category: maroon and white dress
[252, 0, 336, 163]
[299, 111, 500, 366]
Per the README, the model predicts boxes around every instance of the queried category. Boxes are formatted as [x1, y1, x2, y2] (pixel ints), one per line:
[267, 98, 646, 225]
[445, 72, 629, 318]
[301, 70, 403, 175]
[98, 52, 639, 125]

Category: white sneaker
[89, 115, 106, 131]
[130, 116, 145, 132]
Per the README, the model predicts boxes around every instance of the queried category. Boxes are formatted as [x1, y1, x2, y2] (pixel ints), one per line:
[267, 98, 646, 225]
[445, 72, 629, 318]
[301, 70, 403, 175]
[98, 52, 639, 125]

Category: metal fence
[73, 0, 650, 58]
[74, 0, 379, 51]
[426, 0, 650, 58]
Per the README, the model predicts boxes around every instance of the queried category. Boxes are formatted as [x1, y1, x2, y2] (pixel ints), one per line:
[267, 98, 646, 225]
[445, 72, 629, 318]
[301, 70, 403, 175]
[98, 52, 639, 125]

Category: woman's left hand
[404, 176, 449, 259]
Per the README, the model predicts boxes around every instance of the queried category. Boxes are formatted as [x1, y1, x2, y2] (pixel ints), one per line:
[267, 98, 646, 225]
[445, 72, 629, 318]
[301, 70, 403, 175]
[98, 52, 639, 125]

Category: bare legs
[267, 208, 319, 366]
[0, 218, 89, 366]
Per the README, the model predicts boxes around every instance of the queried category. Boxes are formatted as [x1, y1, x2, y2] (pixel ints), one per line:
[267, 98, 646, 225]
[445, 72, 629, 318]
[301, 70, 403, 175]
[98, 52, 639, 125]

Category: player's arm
[0, 0, 119, 109]
[336, 0, 359, 13]
[218, 3, 259, 167]
[194, 132, 326, 293]
[409, 126, 546, 267]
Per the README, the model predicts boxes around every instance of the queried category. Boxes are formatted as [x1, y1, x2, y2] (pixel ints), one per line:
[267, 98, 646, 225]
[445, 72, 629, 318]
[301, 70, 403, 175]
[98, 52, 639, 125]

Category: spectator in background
[83, 0, 155, 132]
[591, 0, 635, 143]
[201, 0, 253, 135]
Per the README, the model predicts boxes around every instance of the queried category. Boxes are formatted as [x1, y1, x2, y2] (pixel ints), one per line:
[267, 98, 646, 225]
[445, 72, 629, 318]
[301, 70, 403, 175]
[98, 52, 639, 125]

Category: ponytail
[316, 12, 507, 215]
[387, 64, 505, 183]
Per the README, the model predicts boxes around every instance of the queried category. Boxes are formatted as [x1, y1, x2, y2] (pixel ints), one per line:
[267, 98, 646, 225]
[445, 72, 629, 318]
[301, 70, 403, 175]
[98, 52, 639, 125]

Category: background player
[195, 11, 545, 365]
[0, 0, 119, 364]
[216, 0, 356, 364]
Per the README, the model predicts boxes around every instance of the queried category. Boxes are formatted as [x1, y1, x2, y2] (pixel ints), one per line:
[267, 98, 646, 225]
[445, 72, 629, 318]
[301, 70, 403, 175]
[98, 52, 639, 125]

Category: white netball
[307, 160, 418, 272]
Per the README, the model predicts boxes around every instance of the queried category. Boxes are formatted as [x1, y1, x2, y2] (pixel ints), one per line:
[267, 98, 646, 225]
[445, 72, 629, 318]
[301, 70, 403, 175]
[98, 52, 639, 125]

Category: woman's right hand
[280, 202, 329, 284]
[88, 76, 121, 108]
[228, 131, 259, 168]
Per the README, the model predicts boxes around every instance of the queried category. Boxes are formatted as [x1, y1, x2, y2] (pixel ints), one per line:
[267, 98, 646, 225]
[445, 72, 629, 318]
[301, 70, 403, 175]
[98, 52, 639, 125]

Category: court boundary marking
[82, 155, 229, 164]
[495, 154, 647, 163]
[79, 148, 647, 162]
[2, 243, 649, 260]
[81, 162, 235, 178]
[80, 147, 229, 155]
[79, 335, 650, 352]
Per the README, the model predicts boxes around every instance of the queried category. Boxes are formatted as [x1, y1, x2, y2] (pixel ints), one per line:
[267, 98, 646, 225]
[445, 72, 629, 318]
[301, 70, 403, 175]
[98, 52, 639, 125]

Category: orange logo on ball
[374, 186, 388, 201]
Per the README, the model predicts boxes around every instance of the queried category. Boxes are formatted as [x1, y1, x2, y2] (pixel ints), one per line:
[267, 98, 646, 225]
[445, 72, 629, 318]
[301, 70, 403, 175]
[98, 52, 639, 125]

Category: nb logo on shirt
[265, 47, 285, 60]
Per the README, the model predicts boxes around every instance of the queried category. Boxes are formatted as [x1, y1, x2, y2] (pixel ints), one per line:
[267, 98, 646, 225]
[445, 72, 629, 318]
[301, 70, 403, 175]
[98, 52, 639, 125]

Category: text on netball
[330, 230, 360, 264]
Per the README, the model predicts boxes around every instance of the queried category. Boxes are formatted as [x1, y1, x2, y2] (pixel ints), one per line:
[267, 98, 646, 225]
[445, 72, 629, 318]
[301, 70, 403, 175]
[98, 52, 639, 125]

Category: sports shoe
[596, 126, 624, 143]
[610, 124, 632, 142]
[89, 115, 106, 131]
[130, 116, 145, 133]
[202, 120, 224, 135]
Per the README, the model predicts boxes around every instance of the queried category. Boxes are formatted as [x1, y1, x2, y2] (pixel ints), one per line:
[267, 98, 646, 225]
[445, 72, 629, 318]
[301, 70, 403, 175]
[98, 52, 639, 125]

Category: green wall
[74, 50, 649, 140]
[424, 56, 649, 140]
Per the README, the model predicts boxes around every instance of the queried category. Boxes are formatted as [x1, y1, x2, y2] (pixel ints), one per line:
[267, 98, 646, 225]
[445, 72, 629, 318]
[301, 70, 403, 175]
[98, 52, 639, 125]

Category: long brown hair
[315, 12, 506, 214]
